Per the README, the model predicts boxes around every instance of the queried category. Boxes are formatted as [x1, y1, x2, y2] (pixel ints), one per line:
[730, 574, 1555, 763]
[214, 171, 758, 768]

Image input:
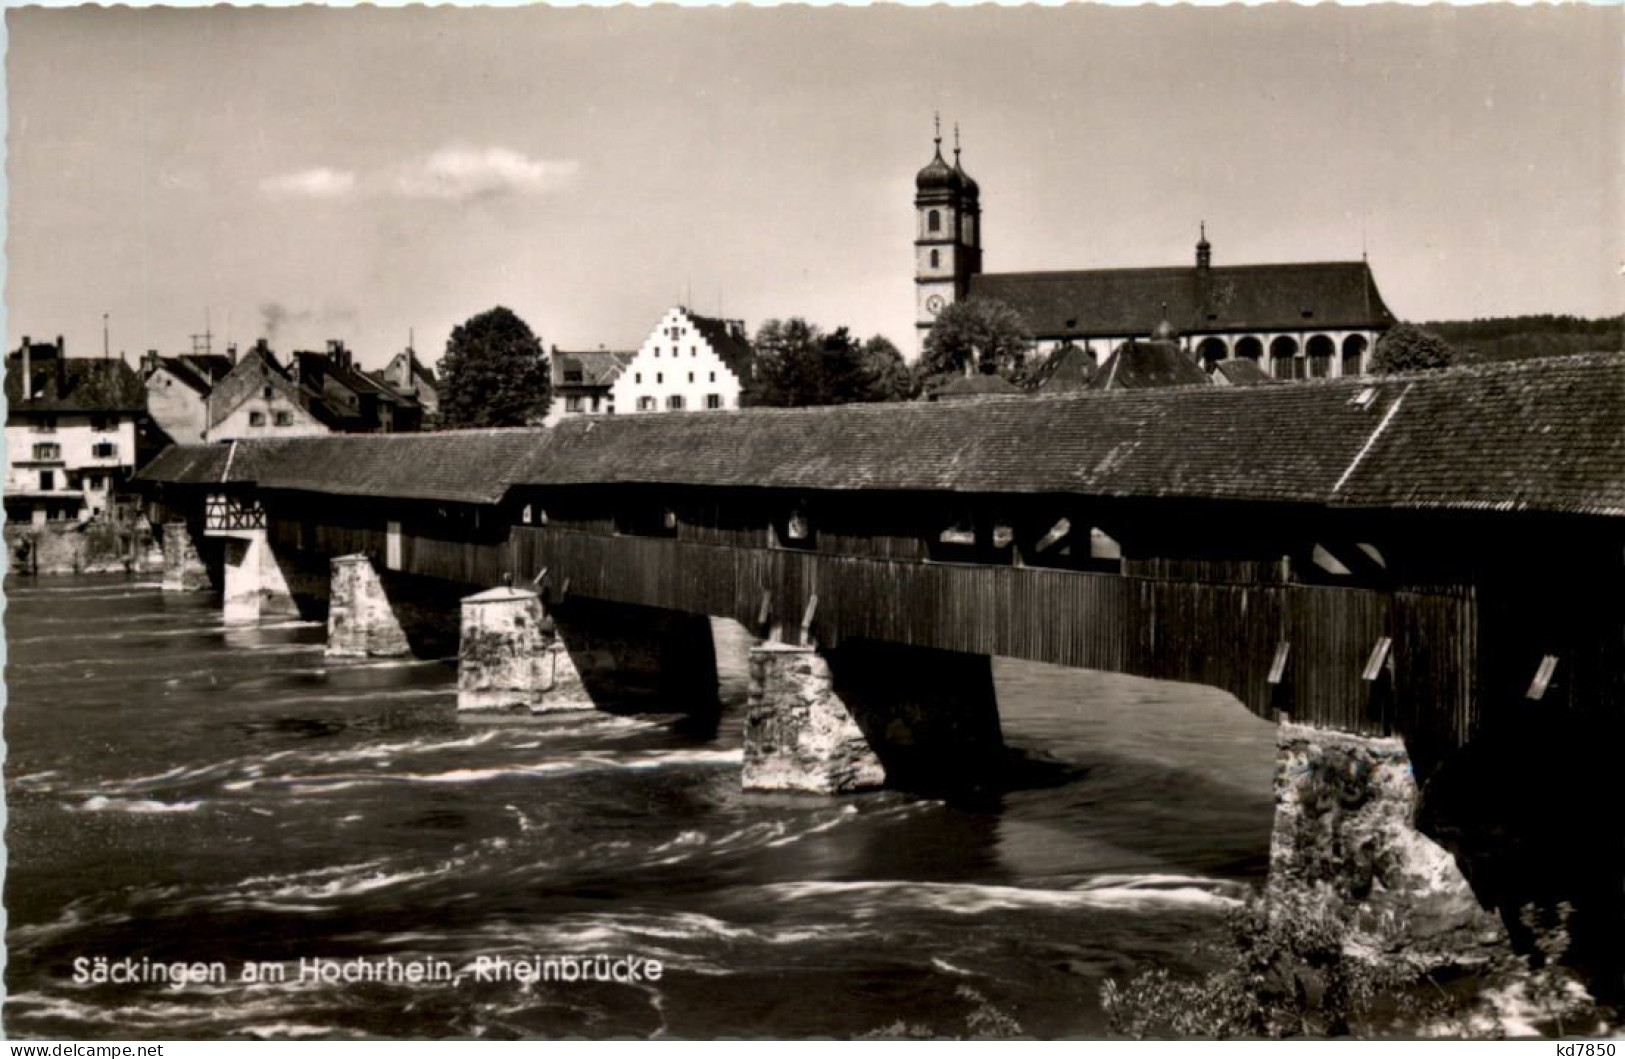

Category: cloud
[393, 146, 579, 202]
[260, 167, 357, 200]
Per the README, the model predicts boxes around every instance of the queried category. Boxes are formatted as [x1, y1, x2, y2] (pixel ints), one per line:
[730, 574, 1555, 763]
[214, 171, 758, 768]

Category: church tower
[914, 119, 982, 361]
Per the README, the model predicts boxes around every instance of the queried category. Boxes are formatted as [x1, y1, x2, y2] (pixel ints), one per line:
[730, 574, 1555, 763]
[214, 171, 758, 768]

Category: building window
[637, 396, 656, 411]
[706, 394, 722, 410]
[87, 474, 102, 491]
[688, 372, 695, 383]
[590, 396, 600, 412]
[656, 372, 663, 384]
[32, 442, 60, 461]
[709, 372, 716, 383]
[274, 411, 294, 426]
[565, 396, 583, 413]
[691, 346, 697, 357]
[262, 385, 274, 399]
[930, 249, 940, 269]
[249, 411, 266, 426]
[928, 209, 941, 232]
[89, 414, 115, 431]
[636, 372, 642, 383]
[667, 395, 685, 411]
[91, 441, 117, 459]
[39, 470, 54, 491]
[34, 415, 57, 434]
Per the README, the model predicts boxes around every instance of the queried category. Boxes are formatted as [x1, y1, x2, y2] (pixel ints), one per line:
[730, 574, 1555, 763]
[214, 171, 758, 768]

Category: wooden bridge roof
[132, 353, 1625, 519]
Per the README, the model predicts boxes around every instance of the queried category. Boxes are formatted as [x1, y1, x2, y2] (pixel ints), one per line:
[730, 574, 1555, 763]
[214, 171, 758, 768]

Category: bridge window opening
[1196, 337, 1228, 371]
[1089, 527, 1122, 562]
[1234, 337, 1263, 362]
[1269, 336, 1301, 380]
[771, 505, 817, 551]
[615, 503, 679, 539]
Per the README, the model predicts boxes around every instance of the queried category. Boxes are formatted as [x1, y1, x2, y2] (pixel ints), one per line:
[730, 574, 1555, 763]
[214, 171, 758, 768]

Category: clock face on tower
[925, 294, 946, 316]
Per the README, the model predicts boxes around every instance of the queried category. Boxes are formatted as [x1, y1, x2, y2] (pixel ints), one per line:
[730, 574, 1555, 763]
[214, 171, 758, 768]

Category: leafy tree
[921, 297, 1033, 384]
[858, 335, 920, 402]
[439, 307, 551, 428]
[747, 319, 918, 407]
[1371, 324, 1458, 375]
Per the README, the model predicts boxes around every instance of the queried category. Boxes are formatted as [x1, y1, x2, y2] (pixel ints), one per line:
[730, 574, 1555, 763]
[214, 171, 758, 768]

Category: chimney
[227, 342, 238, 366]
[142, 350, 160, 377]
[55, 335, 67, 396]
[21, 336, 31, 400]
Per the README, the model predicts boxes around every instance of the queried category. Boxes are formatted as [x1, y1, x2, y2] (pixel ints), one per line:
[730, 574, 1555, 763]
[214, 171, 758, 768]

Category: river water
[3, 574, 1279, 1039]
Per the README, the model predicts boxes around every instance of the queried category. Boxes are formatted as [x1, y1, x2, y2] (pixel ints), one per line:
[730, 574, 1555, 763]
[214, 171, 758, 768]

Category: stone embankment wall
[6, 518, 162, 577]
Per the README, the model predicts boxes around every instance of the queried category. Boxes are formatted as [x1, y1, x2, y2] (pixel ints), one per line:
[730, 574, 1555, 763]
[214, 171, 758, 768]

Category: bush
[1101, 891, 1612, 1039]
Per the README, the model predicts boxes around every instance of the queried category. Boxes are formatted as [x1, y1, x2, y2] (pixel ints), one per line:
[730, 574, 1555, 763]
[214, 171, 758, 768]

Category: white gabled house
[608, 306, 753, 415]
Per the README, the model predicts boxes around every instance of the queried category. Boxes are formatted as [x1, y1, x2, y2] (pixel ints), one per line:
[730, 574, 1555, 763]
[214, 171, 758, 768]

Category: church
[913, 127, 1396, 378]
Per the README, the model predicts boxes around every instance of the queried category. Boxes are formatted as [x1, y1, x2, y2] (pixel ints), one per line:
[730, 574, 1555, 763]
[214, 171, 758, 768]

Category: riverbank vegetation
[1100, 892, 1613, 1039]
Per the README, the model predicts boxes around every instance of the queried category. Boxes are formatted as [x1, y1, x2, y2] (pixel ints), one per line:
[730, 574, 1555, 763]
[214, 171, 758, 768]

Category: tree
[1371, 324, 1458, 375]
[746, 319, 918, 407]
[438, 307, 550, 428]
[921, 297, 1033, 384]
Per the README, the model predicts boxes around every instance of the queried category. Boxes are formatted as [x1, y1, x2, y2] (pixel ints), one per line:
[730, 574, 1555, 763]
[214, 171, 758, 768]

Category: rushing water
[3, 574, 1279, 1039]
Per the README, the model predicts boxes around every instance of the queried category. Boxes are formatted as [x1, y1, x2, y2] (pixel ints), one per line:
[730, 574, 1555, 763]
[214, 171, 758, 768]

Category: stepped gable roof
[6, 356, 146, 413]
[1331, 353, 1625, 517]
[1211, 358, 1275, 387]
[967, 261, 1395, 338]
[1028, 344, 1097, 392]
[687, 312, 755, 386]
[553, 350, 636, 388]
[1088, 339, 1213, 391]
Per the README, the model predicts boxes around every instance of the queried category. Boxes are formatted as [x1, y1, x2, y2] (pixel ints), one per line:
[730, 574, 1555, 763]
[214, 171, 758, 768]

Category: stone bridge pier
[160, 520, 212, 593]
[742, 638, 1006, 796]
[454, 589, 722, 717]
[325, 554, 465, 659]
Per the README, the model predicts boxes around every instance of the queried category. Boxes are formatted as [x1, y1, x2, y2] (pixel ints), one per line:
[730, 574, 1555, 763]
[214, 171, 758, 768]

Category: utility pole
[102, 312, 109, 359]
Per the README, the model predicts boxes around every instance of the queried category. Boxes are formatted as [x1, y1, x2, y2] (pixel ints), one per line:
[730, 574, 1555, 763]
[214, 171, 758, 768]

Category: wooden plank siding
[506, 525, 1489, 745]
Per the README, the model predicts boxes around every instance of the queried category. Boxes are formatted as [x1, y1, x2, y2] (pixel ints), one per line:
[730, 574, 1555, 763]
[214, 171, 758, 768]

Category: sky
[6, 4, 1621, 373]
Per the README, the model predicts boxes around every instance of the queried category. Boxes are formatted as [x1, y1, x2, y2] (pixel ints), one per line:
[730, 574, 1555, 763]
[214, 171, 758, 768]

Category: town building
[198, 339, 429, 442]
[4, 336, 146, 525]
[544, 348, 636, 426]
[913, 127, 1396, 378]
[142, 350, 236, 445]
[374, 347, 440, 426]
[607, 307, 753, 415]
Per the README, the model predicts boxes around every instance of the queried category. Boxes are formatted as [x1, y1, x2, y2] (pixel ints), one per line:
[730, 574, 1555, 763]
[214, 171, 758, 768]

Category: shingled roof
[1331, 353, 1625, 516]
[133, 354, 1625, 519]
[552, 351, 636, 388]
[968, 261, 1395, 339]
[688, 312, 755, 387]
[1088, 338, 1213, 391]
[135, 431, 542, 504]
[6, 356, 147, 413]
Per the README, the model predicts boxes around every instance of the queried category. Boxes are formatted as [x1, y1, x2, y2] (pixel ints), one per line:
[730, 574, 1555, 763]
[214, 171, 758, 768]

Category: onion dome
[952, 124, 979, 197]
[916, 141, 962, 194]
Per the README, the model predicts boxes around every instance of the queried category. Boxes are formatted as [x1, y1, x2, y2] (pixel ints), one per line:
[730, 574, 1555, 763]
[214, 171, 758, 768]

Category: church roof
[967, 261, 1395, 339]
